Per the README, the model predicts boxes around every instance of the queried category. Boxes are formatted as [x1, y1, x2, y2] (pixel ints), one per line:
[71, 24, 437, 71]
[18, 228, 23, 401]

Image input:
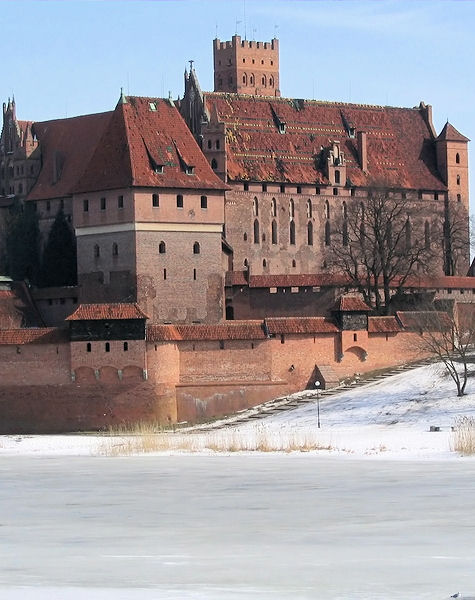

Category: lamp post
[315, 380, 321, 428]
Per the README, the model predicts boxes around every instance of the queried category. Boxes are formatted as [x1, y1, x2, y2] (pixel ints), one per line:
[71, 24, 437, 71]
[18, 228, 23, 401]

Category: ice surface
[1, 455, 475, 599]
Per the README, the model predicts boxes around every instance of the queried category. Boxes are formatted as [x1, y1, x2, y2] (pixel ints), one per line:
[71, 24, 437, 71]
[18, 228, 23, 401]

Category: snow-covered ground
[1, 362, 475, 459]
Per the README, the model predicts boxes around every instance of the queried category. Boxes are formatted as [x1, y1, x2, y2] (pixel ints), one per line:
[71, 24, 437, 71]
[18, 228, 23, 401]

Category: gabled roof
[264, 317, 338, 334]
[0, 328, 67, 345]
[147, 321, 266, 341]
[74, 96, 227, 193]
[332, 294, 371, 312]
[27, 111, 113, 201]
[66, 303, 148, 321]
[436, 122, 470, 143]
[396, 311, 452, 331]
[0, 282, 45, 328]
[202, 93, 446, 190]
[368, 316, 400, 333]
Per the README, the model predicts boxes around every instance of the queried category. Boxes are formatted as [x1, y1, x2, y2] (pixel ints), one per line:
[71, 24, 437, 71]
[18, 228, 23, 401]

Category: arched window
[325, 221, 331, 246]
[243, 232, 248, 241]
[292, 259, 296, 268]
[457, 175, 461, 185]
[405, 219, 412, 249]
[289, 198, 295, 218]
[342, 220, 349, 246]
[271, 198, 277, 217]
[193, 241, 200, 254]
[253, 219, 260, 244]
[307, 221, 313, 245]
[271, 220, 278, 244]
[261, 74, 266, 86]
[244, 258, 249, 267]
[112, 243, 118, 256]
[94, 244, 100, 258]
[307, 199, 312, 218]
[207, 139, 212, 149]
[456, 153, 460, 164]
[263, 259, 267, 268]
[424, 221, 431, 249]
[269, 76, 274, 87]
[159, 241, 166, 254]
[242, 73, 247, 85]
[335, 170, 340, 184]
[253, 197, 259, 216]
[289, 220, 296, 245]
[325, 200, 330, 219]
[211, 158, 218, 170]
[457, 193, 462, 202]
[250, 74, 255, 85]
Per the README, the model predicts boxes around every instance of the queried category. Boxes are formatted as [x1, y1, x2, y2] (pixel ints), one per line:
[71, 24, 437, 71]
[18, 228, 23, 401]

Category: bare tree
[443, 197, 470, 275]
[414, 306, 475, 397]
[328, 182, 439, 313]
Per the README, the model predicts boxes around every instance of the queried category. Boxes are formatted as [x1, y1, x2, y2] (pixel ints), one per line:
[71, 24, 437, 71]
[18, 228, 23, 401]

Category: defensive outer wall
[0, 307, 434, 433]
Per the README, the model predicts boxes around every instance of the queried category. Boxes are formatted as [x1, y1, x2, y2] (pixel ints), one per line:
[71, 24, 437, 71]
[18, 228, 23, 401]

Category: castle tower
[213, 35, 280, 97]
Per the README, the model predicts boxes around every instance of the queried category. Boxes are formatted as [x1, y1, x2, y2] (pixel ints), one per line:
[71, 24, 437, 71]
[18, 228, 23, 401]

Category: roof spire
[118, 87, 127, 105]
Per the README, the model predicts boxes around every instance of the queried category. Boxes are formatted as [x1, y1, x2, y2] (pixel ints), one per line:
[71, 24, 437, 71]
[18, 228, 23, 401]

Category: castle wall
[0, 342, 70, 385]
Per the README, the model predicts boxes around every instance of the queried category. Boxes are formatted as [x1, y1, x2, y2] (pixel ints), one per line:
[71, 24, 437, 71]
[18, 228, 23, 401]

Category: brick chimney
[357, 131, 368, 173]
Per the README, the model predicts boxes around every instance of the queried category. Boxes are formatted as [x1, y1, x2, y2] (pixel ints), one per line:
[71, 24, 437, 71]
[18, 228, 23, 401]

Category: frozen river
[1, 454, 474, 600]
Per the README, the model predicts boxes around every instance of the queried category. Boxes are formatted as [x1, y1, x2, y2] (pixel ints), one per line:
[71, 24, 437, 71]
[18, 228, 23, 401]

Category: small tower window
[201, 195, 207, 209]
[100, 197, 106, 210]
[83, 199, 89, 212]
[152, 193, 159, 207]
[289, 198, 295, 218]
[118, 195, 124, 209]
[271, 198, 277, 217]
[159, 241, 166, 254]
[307, 199, 312, 218]
[176, 194, 184, 208]
[112, 243, 118, 256]
[292, 259, 296, 268]
[457, 175, 461, 185]
[456, 153, 460, 164]
[94, 244, 100, 258]
[123, 342, 128, 352]
[262, 259, 267, 268]
[271, 220, 278, 244]
[262, 183, 267, 192]
[216, 139, 220, 150]
[335, 170, 341, 185]
[105, 342, 110, 353]
[86, 343, 91, 353]
[193, 268, 197, 280]
[163, 268, 167, 280]
[207, 139, 212, 149]
[211, 158, 218, 170]
[253, 197, 259, 216]
[243, 232, 248, 241]
[193, 241, 201, 254]
[46, 200, 51, 212]
[250, 74, 254, 85]
[457, 194, 462, 202]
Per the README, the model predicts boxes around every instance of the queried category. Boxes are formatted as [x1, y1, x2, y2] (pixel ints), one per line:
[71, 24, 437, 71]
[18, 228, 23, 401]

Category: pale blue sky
[3, 0, 474, 205]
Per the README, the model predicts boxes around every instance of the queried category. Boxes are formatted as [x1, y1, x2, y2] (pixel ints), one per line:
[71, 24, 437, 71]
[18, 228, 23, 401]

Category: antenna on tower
[252, 26, 257, 41]
[274, 24, 279, 38]
[235, 19, 241, 35]
[244, 0, 247, 40]
[215, 22, 218, 38]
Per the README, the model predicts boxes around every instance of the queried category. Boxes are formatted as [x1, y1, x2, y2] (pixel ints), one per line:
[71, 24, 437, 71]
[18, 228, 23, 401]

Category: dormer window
[186, 166, 194, 175]
[348, 127, 356, 139]
[154, 165, 164, 174]
[149, 102, 157, 111]
[279, 122, 286, 134]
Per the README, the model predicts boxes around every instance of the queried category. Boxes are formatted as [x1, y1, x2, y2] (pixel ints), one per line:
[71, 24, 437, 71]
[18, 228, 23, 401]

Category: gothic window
[325, 221, 331, 246]
[253, 197, 259, 216]
[112, 243, 118, 256]
[289, 198, 295, 218]
[456, 153, 460, 164]
[207, 139, 212, 149]
[193, 241, 201, 254]
[325, 200, 330, 219]
[269, 76, 274, 87]
[271, 198, 277, 217]
[405, 219, 412, 249]
[159, 241, 166, 254]
[307, 199, 312, 218]
[335, 170, 341, 184]
[211, 158, 218, 170]
[216, 139, 220, 150]
[201, 195, 207, 209]
[250, 74, 255, 85]
[152, 193, 159, 207]
[307, 221, 313, 245]
[176, 194, 184, 208]
[242, 73, 247, 85]
[244, 258, 248, 267]
[261, 75, 266, 86]
[271, 220, 278, 244]
[253, 219, 260, 244]
[457, 175, 461, 185]
[289, 220, 296, 245]
[263, 259, 267, 268]
[243, 232, 248, 241]
[94, 244, 100, 258]
[424, 221, 431, 249]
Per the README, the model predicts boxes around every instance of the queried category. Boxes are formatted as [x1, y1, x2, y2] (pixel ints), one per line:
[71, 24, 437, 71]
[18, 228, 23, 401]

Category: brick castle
[0, 34, 472, 432]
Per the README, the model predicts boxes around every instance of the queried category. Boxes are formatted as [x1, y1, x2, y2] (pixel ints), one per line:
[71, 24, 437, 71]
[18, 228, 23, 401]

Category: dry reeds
[99, 424, 333, 456]
[451, 416, 475, 455]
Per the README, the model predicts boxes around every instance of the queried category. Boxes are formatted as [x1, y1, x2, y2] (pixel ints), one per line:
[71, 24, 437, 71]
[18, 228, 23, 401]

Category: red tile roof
[436, 122, 470, 143]
[0, 328, 67, 345]
[147, 321, 266, 341]
[225, 271, 248, 286]
[203, 93, 447, 190]
[74, 97, 227, 193]
[264, 317, 338, 334]
[368, 316, 401, 333]
[396, 311, 452, 331]
[248, 273, 350, 288]
[0, 282, 45, 328]
[400, 275, 475, 290]
[66, 303, 148, 321]
[332, 294, 371, 312]
[27, 111, 113, 201]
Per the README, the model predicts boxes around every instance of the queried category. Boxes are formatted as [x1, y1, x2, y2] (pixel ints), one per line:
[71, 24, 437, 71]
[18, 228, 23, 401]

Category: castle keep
[0, 35, 471, 432]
